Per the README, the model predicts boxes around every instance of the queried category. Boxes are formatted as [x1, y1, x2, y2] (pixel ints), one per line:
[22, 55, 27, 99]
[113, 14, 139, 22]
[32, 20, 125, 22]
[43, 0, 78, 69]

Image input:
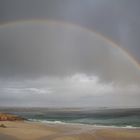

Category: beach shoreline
[0, 121, 140, 140]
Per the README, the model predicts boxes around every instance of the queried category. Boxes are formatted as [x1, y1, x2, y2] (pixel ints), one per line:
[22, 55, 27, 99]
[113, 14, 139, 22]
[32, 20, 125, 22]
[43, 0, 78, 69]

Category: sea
[0, 107, 140, 128]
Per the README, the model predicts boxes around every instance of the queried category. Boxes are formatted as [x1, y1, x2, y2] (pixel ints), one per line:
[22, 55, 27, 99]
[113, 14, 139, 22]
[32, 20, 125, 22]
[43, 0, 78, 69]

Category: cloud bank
[0, 22, 140, 107]
[0, 73, 140, 107]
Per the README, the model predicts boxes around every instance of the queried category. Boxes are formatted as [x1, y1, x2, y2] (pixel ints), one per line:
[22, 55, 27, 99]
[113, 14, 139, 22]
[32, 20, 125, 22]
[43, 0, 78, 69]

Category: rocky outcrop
[0, 113, 25, 121]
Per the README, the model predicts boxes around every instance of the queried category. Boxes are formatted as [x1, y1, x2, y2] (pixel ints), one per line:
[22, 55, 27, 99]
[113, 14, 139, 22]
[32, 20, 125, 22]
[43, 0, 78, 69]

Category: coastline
[0, 121, 140, 140]
[28, 119, 140, 129]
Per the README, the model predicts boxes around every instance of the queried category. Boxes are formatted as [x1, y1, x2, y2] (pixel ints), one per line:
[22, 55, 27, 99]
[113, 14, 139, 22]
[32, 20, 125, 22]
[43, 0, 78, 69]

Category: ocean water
[1, 108, 140, 128]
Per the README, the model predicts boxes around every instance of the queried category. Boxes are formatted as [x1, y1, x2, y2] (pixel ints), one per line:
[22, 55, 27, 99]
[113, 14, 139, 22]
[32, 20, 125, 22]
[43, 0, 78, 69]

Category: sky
[0, 0, 140, 107]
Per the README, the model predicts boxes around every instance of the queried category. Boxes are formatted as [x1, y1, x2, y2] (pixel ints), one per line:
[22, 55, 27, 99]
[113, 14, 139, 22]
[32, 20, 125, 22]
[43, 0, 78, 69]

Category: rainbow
[0, 19, 139, 70]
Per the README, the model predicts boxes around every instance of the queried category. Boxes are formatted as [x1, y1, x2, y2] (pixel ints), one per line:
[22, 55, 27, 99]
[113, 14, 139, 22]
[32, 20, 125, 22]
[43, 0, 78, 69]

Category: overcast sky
[0, 0, 140, 107]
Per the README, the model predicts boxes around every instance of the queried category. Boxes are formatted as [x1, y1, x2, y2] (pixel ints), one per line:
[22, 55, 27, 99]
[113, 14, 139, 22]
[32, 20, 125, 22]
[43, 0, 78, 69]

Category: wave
[28, 119, 66, 124]
[28, 119, 139, 129]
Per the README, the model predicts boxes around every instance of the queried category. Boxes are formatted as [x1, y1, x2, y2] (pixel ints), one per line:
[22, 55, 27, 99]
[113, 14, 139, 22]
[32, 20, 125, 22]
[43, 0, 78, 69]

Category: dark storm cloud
[1, 22, 140, 85]
[0, 0, 140, 107]
[1, 0, 140, 62]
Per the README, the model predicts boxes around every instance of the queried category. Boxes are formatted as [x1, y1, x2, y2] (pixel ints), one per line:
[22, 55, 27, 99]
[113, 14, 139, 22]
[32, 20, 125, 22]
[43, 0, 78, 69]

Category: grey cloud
[1, 22, 140, 85]
[1, 0, 140, 62]
[0, 74, 140, 107]
[1, 0, 140, 107]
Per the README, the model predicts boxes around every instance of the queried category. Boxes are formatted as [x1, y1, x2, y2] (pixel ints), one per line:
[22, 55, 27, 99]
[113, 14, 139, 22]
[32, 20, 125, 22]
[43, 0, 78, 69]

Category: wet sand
[0, 121, 140, 140]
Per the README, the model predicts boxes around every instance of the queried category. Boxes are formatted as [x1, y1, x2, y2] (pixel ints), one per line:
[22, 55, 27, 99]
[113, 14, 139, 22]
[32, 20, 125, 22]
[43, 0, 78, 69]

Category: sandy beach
[0, 121, 140, 140]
